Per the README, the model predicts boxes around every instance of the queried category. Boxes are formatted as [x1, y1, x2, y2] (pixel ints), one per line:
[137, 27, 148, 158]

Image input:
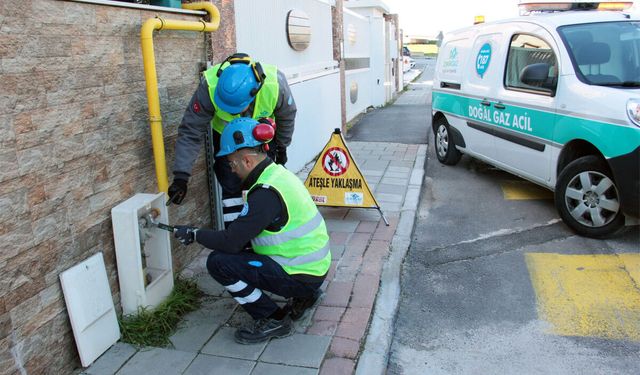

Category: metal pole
[205, 125, 225, 231]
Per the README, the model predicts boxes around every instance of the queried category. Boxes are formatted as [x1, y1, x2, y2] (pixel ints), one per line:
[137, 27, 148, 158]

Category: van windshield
[559, 21, 640, 87]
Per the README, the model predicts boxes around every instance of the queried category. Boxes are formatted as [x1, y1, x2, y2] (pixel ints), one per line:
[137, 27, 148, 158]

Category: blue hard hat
[216, 117, 262, 157]
[214, 64, 259, 114]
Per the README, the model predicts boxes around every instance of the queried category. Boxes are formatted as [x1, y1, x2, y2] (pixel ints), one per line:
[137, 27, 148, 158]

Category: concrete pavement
[84, 142, 425, 375]
[403, 67, 423, 89]
[83, 63, 429, 375]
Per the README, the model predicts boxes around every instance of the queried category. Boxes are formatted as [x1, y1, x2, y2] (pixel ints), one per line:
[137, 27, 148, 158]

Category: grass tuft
[118, 277, 203, 347]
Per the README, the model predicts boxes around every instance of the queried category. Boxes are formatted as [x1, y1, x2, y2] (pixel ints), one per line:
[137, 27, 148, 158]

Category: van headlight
[628, 99, 640, 127]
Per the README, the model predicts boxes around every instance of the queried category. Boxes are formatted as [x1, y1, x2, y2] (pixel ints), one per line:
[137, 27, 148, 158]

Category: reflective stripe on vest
[203, 62, 279, 134]
[268, 242, 331, 267]
[252, 211, 323, 247]
[249, 164, 331, 276]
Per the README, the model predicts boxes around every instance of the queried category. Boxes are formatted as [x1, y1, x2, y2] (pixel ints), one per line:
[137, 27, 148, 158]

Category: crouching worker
[173, 117, 330, 344]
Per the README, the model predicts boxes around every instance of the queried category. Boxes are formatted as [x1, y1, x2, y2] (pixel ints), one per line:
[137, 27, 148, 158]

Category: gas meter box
[111, 193, 174, 315]
[431, 1, 640, 238]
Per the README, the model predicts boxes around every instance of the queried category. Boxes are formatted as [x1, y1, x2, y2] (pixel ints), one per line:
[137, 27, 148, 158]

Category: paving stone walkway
[83, 141, 426, 375]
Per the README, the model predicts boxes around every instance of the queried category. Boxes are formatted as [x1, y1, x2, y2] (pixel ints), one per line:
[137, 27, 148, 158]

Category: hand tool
[140, 208, 176, 233]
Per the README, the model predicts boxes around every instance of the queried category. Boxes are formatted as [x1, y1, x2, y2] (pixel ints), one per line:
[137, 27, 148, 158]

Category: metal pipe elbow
[182, 2, 220, 31]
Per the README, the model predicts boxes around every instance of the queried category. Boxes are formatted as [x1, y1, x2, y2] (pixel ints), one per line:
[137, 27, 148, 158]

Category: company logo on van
[443, 48, 459, 66]
[475, 43, 492, 78]
[449, 47, 458, 60]
[443, 47, 459, 74]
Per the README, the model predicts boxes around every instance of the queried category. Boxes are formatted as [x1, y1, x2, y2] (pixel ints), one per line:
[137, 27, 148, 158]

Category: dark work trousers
[206, 251, 322, 320]
[212, 131, 243, 228]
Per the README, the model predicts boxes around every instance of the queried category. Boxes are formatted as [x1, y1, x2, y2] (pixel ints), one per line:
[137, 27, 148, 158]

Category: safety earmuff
[216, 53, 266, 97]
[253, 118, 276, 152]
[249, 62, 266, 97]
[227, 52, 251, 65]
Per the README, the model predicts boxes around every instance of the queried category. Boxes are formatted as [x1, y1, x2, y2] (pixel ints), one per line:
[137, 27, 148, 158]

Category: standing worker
[167, 53, 296, 228]
[173, 117, 330, 344]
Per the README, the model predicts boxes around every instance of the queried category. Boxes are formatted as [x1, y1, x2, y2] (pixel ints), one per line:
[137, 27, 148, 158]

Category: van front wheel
[555, 155, 624, 238]
[434, 118, 461, 165]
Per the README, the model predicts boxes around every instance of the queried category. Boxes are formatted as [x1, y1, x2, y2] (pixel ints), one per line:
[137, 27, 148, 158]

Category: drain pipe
[141, 2, 220, 193]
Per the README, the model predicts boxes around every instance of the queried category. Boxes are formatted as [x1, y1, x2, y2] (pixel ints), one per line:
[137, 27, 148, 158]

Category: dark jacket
[195, 158, 285, 253]
[173, 69, 296, 178]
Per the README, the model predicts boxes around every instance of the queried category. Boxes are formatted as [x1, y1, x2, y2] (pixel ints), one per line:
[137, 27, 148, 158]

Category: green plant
[118, 277, 203, 347]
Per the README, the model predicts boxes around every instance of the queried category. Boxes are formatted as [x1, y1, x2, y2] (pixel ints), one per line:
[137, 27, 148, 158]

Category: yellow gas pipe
[141, 2, 220, 193]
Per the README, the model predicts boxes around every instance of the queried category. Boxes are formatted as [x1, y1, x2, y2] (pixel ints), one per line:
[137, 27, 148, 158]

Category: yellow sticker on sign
[305, 129, 380, 208]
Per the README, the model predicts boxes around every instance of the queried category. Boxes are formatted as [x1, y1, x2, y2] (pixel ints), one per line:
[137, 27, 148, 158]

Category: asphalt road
[387, 58, 640, 375]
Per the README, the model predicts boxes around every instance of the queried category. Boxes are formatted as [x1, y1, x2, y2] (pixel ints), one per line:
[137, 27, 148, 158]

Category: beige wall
[0, 1, 233, 373]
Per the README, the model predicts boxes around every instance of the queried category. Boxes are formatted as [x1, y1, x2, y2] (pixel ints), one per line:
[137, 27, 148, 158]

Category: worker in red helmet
[174, 117, 330, 344]
[168, 53, 296, 229]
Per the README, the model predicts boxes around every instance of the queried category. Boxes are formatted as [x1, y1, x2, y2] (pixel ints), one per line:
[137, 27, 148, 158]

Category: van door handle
[480, 100, 491, 106]
[494, 102, 506, 110]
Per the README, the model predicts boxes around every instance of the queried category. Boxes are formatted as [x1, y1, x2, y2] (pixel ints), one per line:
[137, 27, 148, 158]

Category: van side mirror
[520, 63, 556, 94]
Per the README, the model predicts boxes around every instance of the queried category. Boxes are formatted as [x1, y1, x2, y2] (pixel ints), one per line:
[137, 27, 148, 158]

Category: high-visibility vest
[203, 63, 279, 134]
[249, 163, 331, 276]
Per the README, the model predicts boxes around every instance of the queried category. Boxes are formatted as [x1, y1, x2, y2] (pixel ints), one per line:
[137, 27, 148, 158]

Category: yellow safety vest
[249, 163, 331, 276]
[203, 62, 279, 134]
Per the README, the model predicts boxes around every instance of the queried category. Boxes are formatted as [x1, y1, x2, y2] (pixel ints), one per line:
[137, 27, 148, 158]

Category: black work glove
[275, 148, 287, 166]
[174, 226, 199, 245]
[167, 178, 188, 206]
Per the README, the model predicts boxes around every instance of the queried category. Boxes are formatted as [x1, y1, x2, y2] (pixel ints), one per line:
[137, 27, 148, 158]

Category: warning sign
[322, 147, 350, 176]
[305, 129, 381, 210]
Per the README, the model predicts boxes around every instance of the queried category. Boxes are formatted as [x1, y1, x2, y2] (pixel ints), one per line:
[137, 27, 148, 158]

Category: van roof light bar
[596, 1, 633, 10]
[519, 2, 633, 13]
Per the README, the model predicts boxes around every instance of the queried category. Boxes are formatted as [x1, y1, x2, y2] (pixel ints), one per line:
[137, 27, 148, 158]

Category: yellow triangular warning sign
[305, 129, 388, 224]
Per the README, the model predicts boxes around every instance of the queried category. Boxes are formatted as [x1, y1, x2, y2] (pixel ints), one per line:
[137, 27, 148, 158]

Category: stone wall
[204, 0, 236, 63]
[0, 1, 233, 373]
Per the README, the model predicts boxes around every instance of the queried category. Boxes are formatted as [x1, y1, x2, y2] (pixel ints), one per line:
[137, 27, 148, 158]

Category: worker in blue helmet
[173, 117, 330, 344]
[213, 64, 261, 115]
[167, 53, 297, 229]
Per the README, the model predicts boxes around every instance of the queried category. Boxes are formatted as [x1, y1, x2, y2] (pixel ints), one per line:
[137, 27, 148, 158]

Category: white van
[432, 2, 640, 238]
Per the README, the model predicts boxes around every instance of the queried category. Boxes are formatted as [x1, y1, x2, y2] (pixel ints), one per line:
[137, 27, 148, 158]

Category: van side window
[559, 22, 640, 86]
[505, 34, 558, 94]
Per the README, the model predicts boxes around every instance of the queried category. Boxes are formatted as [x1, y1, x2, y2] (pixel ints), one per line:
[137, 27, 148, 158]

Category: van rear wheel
[434, 117, 461, 165]
[555, 155, 624, 238]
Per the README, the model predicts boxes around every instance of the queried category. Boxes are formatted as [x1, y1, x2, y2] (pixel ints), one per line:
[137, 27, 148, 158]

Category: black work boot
[288, 289, 323, 321]
[234, 316, 294, 344]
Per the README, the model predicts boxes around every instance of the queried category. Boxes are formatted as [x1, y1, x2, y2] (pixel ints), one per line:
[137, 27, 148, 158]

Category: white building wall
[345, 69, 371, 121]
[234, 0, 340, 173]
[343, 9, 372, 121]
[369, 14, 386, 107]
[346, 2, 391, 107]
[344, 8, 370, 56]
[385, 19, 397, 102]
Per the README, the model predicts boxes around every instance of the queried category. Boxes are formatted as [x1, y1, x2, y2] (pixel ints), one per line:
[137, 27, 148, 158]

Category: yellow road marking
[501, 180, 553, 200]
[619, 253, 640, 287]
[526, 253, 640, 341]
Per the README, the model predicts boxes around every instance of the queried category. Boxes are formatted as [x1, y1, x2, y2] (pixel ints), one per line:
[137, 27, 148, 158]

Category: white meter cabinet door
[59, 252, 120, 367]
